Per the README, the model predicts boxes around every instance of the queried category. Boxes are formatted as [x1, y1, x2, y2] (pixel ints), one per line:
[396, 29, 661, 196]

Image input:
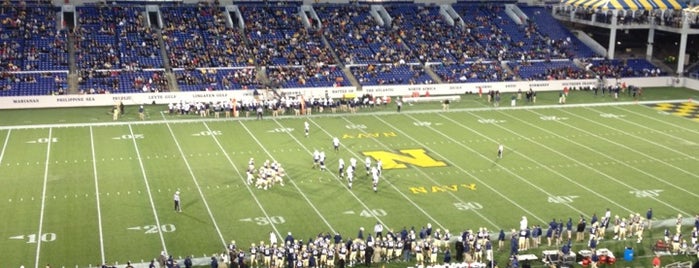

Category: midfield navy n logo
[362, 149, 447, 170]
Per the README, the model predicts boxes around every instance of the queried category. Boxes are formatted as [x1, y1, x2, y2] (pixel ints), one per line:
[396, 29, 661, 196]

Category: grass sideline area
[0, 87, 698, 268]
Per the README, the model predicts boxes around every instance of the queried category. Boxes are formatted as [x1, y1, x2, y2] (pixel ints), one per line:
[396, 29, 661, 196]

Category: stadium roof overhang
[561, 0, 687, 11]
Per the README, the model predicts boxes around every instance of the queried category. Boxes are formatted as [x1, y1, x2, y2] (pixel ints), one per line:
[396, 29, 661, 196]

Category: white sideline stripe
[272, 119, 390, 228]
[161, 114, 227, 248]
[0, 99, 690, 131]
[375, 114, 549, 226]
[89, 126, 106, 265]
[34, 128, 52, 268]
[128, 124, 168, 253]
[201, 121, 283, 241]
[237, 120, 337, 234]
[335, 116, 466, 231]
[509, 108, 699, 204]
[0, 129, 10, 165]
[556, 109, 699, 180]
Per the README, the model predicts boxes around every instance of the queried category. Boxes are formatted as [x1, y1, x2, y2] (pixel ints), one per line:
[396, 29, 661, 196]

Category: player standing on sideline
[338, 158, 345, 178]
[174, 190, 182, 212]
[497, 144, 504, 159]
[333, 137, 340, 152]
[112, 105, 120, 121]
[312, 150, 320, 169]
[319, 151, 327, 171]
[305, 121, 310, 137]
[364, 157, 371, 175]
[139, 105, 145, 120]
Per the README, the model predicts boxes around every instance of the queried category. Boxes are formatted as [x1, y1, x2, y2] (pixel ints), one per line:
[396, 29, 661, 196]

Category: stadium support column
[645, 28, 654, 61]
[607, 10, 618, 59]
[676, 14, 689, 75]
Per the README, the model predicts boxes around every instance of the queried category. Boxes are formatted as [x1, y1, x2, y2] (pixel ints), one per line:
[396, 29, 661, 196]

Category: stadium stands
[0, 1, 674, 96]
[585, 59, 665, 78]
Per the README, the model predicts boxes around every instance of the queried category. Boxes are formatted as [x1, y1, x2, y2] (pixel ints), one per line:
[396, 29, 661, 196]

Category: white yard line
[308, 117, 463, 230]
[371, 114, 551, 225]
[438, 111, 635, 215]
[0, 129, 10, 165]
[494, 109, 699, 206]
[333, 116, 486, 231]
[555, 109, 699, 179]
[272, 119, 390, 228]
[34, 128, 52, 268]
[237, 120, 337, 234]
[585, 106, 698, 157]
[201, 121, 283, 241]
[613, 105, 699, 135]
[89, 126, 106, 265]
[127, 124, 168, 253]
[161, 114, 227, 248]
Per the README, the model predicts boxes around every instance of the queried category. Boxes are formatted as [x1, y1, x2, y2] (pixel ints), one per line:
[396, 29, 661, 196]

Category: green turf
[0, 87, 698, 268]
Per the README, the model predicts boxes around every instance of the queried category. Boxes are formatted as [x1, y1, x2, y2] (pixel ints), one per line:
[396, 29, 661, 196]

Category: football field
[1, 91, 699, 268]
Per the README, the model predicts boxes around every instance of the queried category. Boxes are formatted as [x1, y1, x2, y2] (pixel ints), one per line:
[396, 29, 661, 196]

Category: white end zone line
[34, 128, 52, 268]
[89, 126, 106, 265]
[0, 99, 692, 131]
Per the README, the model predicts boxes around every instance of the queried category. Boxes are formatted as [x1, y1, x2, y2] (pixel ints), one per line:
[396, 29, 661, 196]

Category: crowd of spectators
[555, 5, 690, 28]
[351, 64, 434, 85]
[118, 8, 163, 69]
[1, 2, 68, 71]
[1, 71, 67, 95]
[268, 65, 346, 88]
[584, 59, 665, 78]
[434, 61, 512, 83]
[78, 69, 169, 93]
[511, 60, 591, 80]
[175, 68, 260, 91]
[0, 1, 681, 96]
[317, 4, 416, 66]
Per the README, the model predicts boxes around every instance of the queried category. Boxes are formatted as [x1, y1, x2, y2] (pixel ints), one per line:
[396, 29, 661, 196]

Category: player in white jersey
[319, 151, 326, 171]
[338, 158, 345, 178]
[305, 121, 310, 137]
[376, 159, 382, 176]
[371, 166, 379, 192]
[347, 166, 354, 189]
[312, 150, 320, 169]
[497, 144, 504, 159]
[349, 157, 357, 171]
[248, 158, 255, 173]
[332, 137, 340, 152]
[365, 157, 371, 175]
[247, 170, 255, 185]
